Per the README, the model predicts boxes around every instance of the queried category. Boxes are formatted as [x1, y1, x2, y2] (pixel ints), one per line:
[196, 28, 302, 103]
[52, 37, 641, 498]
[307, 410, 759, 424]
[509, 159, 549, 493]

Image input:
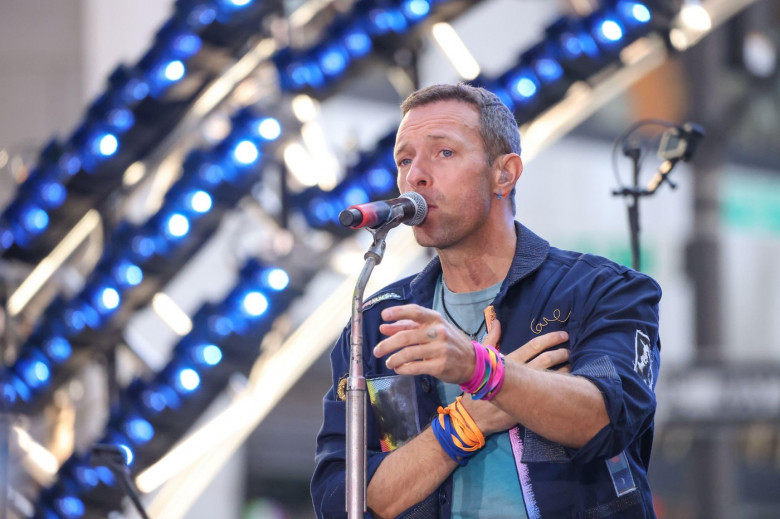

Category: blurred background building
[0, 0, 778, 518]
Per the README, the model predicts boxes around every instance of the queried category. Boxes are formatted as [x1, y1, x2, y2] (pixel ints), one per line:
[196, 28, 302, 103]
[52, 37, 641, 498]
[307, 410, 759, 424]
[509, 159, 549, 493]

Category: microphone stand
[346, 208, 406, 518]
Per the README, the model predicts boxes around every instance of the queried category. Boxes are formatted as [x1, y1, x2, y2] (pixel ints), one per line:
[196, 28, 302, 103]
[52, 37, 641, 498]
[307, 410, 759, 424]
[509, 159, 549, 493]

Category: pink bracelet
[459, 341, 488, 394]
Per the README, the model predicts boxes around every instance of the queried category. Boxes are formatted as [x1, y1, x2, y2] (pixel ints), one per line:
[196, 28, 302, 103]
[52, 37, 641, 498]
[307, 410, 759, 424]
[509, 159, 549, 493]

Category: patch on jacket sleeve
[363, 291, 403, 311]
[634, 330, 653, 388]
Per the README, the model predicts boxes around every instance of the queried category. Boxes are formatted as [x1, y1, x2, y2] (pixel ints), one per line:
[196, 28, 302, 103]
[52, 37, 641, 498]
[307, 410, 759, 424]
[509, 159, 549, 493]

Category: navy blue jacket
[312, 223, 662, 518]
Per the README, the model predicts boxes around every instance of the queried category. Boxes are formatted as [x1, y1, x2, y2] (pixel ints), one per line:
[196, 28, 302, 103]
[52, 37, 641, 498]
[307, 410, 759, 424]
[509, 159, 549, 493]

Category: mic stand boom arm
[346, 207, 405, 518]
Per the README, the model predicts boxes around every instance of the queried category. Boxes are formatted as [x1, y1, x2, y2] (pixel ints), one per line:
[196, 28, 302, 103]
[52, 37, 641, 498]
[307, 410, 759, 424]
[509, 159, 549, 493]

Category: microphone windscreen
[399, 192, 427, 226]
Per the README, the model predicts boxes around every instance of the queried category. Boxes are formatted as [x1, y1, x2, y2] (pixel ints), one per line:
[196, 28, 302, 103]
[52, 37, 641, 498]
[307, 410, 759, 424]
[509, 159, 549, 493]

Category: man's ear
[494, 153, 523, 193]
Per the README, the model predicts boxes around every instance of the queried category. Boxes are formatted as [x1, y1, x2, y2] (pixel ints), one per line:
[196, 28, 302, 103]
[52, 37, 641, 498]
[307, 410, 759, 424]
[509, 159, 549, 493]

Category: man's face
[394, 100, 493, 250]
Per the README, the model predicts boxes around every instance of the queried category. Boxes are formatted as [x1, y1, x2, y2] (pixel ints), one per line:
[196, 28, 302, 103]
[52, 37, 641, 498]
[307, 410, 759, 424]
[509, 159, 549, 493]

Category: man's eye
[398, 158, 411, 166]
[441, 149, 453, 157]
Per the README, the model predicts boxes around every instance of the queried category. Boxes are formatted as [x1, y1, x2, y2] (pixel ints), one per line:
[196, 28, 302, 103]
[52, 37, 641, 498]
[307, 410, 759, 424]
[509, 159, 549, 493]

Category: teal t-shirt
[432, 276, 527, 519]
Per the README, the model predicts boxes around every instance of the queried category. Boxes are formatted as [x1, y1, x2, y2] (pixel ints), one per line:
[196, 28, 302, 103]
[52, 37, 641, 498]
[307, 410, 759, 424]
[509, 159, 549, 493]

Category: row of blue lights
[298, 132, 398, 230]
[274, 0, 447, 92]
[2, 108, 282, 414]
[33, 259, 294, 519]
[0, 0, 260, 256]
[472, 0, 657, 123]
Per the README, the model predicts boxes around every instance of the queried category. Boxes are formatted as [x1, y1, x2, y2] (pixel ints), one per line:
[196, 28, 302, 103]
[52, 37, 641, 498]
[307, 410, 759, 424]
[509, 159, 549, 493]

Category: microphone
[339, 192, 427, 229]
[647, 122, 705, 192]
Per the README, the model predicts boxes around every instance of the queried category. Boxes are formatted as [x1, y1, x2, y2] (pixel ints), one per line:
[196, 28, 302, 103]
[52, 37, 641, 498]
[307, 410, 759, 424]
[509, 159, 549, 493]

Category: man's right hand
[461, 319, 570, 435]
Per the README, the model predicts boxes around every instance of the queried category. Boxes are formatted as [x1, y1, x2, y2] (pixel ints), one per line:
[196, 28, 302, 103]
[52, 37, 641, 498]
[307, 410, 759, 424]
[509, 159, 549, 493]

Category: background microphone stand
[611, 120, 704, 272]
[345, 207, 408, 518]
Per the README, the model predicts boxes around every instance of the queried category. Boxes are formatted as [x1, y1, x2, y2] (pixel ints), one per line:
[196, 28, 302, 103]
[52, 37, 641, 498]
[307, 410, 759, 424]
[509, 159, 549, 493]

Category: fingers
[374, 324, 444, 358]
[380, 304, 438, 324]
[526, 347, 570, 371]
[483, 318, 502, 349]
[378, 319, 418, 336]
[508, 331, 569, 364]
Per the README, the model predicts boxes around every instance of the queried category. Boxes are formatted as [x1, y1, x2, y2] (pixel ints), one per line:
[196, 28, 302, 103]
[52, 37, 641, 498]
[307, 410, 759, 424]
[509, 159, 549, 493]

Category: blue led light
[124, 416, 155, 445]
[310, 197, 337, 225]
[107, 107, 135, 133]
[225, 0, 252, 7]
[74, 466, 99, 488]
[165, 213, 190, 238]
[64, 308, 87, 333]
[595, 18, 625, 44]
[126, 77, 150, 102]
[171, 33, 202, 59]
[232, 140, 260, 165]
[59, 150, 82, 176]
[401, 0, 431, 22]
[242, 291, 268, 317]
[185, 190, 213, 214]
[367, 167, 396, 192]
[318, 44, 350, 78]
[141, 384, 181, 413]
[18, 355, 51, 389]
[195, 343, 223, 366]
[513, 77, 538, 98]
[96, 286, 121, 312]
[0, 226, 12, 251]
[255, 117, 282, 141]
[210, 315, 234, 336]
[343, 26, 372, 58]
[131, 235, 157, 259]
[285, 60, 325, 90]
[176, 367, 201, 392]
[55, 495, 85, 518]
[264, 268, 289, 291]
[618, 1, 652, 25]
[343, 185, 370, 206]
[21, 204, 49, 233]
[368, 7, 408, 35]
[115, 260, 143, 286]
[184, 5, 217, 29]
[198, 162, 224, 186]
[39, 181, 67, 208]
[1, 381, 17, 408]
[164, 60, 186, 81]
[534, 58, 564, 83]
[43, 336, 72, 363]
[94, 465, 116, 486]
[94, 132, 119, 157]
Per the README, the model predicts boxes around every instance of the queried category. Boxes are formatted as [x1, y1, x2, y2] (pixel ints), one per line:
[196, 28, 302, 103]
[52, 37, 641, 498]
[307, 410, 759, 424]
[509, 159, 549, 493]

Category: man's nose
[402, 159, 430, 188]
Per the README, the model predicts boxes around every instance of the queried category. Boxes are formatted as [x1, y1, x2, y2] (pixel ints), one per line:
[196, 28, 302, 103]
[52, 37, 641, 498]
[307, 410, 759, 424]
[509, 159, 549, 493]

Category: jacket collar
[409, 222, 550, 300]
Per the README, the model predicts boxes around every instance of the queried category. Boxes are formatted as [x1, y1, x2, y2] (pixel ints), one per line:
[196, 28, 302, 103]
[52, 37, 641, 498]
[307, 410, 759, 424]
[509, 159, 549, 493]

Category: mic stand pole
[625, 146, 643, 272]
[346, 214, 401, 518]
[612, 149, 679, 273]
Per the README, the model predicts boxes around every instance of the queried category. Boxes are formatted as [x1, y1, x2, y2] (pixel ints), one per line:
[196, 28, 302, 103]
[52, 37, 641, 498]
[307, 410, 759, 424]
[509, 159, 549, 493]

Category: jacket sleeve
[567, 268, 662, 464]
[310, 325, 391, 519]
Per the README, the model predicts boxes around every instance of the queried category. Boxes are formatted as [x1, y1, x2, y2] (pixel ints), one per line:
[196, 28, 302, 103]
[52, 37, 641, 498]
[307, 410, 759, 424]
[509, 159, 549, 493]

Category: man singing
[311, 83, 661, 518]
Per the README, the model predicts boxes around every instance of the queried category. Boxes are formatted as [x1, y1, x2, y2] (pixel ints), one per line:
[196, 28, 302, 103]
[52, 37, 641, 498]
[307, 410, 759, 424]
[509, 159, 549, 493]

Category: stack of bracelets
[432, 341, 506, 465]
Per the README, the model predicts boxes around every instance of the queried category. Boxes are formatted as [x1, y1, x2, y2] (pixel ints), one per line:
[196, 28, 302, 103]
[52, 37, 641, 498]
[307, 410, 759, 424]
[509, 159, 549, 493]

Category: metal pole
[346, 220, 394, 517]
[346, 256, 375, 517]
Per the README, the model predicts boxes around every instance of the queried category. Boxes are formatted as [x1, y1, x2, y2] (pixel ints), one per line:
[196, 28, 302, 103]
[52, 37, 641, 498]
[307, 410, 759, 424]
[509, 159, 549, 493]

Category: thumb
[483, 317, 502, 349]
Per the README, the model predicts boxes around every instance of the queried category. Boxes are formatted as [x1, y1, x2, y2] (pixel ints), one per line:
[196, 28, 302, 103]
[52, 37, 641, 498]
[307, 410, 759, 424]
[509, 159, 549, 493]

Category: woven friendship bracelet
[432, 396, 485, 465]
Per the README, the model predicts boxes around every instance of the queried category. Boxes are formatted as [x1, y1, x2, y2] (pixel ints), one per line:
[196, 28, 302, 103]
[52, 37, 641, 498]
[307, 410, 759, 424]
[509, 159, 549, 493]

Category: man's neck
[437, 221, 517, 293]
